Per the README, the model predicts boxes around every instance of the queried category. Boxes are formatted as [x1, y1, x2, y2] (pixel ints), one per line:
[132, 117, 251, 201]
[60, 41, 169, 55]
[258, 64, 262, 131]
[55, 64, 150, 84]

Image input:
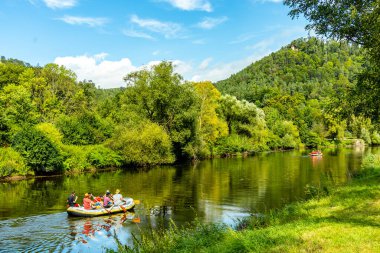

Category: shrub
[61, 144, 122, 173]
[0, 147, 31, 177]
[87, 145, 122, 168]
[354, 154, 380, 178]
[35, 122, 63, 145]
[304, 131, 322, 147]
[56, 112, 113, 145]
[12, 127, 63, 174]
[214, 134, 254, 155]
[107, 122, 175, 166]
[61, 145, 91, 173]
[371, 131, 380, 145]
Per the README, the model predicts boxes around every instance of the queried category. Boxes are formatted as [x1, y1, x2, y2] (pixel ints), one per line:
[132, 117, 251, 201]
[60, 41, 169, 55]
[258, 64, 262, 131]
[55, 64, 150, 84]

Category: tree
[218, 95, 266, 136]
[12, 127, 63, 173]
[56, 112, 113, 145]
[122, 62, 199, 158]
[284, 0, 380, 121]
[0, 147, 30, 177]
[107, 122, 175, 166]
[193, 81, 228, 153]
[0, 84, 38, 127]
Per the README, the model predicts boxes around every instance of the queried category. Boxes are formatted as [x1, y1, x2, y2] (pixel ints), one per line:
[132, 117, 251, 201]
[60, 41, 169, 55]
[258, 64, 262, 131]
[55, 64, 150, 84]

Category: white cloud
[160, 0, 212, 12]
[130, 15, 182, 39]
[197, 16, 228, 29]
[123, 29, 155, 40]
[58, 15, 108, 27]
[187, 52, 270, 82]
[54, 54, 137, 89]
[199, 57, 212, 70]
[53, 52, 267, 88]
[43, 0, 77, 9]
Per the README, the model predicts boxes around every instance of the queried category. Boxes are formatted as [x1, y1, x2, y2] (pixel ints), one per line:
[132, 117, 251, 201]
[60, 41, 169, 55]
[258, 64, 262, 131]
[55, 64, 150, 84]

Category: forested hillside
[216, 38, 363, 104]
[216, 37, 378, 147]
[0, 37, 378, 179]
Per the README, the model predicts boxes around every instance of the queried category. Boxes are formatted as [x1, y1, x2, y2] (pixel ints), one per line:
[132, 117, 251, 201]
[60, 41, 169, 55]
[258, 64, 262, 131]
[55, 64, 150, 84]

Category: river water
[0, 147, 376, 252]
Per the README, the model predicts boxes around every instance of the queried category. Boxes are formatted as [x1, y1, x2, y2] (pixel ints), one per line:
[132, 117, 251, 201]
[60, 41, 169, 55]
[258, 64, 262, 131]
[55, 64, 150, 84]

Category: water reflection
[0, 147, 377, 252]
[67, 212, 138, 251]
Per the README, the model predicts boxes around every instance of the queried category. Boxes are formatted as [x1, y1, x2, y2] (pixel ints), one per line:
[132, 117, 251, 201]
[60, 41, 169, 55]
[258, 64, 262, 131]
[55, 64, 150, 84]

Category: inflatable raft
[309, 151, 323, 156]
[67, 197, 135, 217]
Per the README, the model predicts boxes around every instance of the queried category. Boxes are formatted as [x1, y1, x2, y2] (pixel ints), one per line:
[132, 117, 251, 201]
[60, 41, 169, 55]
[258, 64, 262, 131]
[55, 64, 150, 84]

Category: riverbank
[111, 155, 380, 253]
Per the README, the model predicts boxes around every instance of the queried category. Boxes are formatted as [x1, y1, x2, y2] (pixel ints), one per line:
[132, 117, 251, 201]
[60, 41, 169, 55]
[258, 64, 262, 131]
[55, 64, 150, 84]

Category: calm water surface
[0, 147, 377, 252]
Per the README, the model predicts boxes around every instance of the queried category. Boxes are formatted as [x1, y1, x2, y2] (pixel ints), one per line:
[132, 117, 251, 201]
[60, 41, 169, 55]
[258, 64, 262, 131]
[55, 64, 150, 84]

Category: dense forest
[0, 37, 378, 178]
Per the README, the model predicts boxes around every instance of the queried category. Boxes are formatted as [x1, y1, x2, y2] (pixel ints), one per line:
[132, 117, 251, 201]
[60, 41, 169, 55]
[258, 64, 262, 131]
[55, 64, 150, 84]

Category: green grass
[110, 155, 380, 253]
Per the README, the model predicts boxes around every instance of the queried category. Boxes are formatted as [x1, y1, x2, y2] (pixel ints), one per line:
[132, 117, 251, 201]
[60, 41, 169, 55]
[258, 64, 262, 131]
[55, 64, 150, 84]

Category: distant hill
[215, 37, 363, 107]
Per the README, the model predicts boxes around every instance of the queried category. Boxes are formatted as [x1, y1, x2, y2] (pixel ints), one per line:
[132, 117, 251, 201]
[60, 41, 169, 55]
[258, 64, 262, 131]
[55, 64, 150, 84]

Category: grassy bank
[111, 155, 380, 253]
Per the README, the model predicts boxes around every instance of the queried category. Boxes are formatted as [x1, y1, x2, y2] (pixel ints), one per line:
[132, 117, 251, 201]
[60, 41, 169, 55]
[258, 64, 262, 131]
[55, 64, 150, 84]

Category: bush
[107, 122, 175, 166]
[371, 131, 380, 145]
[61, 145, 91, 173]
[361, 154, 380, 170]
[0, 147, 31, 177]
[62, 144, 122, 173]
[304, 131, 322, 147]
[214, 134, 254, 155]
[12, 127, 63, 174]
[87, 145, 122, 168]
[57, 112, 113, 145]
[353, 154, 380, 178]
[35, 122, 63, 145]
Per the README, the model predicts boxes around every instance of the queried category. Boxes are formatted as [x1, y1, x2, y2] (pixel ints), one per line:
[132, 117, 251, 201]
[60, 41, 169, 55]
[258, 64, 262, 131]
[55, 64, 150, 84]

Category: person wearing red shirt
[83, 193, 94, 210]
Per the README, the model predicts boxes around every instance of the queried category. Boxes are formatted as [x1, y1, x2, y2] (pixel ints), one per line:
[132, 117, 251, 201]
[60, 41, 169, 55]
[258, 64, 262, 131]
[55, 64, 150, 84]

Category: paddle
[105, 204, 114, 214]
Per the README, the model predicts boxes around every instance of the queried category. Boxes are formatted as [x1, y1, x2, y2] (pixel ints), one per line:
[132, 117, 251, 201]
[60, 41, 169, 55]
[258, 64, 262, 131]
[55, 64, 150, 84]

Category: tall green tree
[122, 62, 199, 158]
[193, 81, 228, 155]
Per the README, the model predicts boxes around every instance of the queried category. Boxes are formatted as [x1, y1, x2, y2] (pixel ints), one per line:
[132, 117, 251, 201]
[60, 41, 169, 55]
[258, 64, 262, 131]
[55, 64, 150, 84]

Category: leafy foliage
[121, 62, 199, 158]
[0, 147, 30, 177]
[62, 144, 122, 173]
[284, 0, 380, 121]
[12, 127, 63, 174]
[215, 38, 378, 148]
[56, 112, 113, 145]
[1, 35, 380, 176]
[107, 122, 175, 166]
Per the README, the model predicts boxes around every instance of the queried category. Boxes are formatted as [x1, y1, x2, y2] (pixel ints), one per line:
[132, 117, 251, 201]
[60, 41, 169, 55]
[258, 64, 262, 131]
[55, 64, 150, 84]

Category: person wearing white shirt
[113, 189, 124, 205]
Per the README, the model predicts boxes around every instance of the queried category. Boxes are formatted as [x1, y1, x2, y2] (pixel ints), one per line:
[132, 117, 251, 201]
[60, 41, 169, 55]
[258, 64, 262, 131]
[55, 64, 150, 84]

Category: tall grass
[108, 219, 227, 253]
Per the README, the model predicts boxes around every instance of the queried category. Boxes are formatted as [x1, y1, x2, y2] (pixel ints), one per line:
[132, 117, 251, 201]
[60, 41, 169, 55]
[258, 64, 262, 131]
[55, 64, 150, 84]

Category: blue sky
[0, 0, 308, 88]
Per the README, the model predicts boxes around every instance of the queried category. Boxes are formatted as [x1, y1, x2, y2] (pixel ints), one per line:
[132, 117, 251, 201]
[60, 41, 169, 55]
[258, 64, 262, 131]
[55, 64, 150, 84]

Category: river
[0, 147, 376, 252]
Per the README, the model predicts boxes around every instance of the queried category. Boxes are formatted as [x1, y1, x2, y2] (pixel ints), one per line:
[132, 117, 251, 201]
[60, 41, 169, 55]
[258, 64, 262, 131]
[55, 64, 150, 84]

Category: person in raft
[67, 191, 79, 207]
[103, 190, 113, 208]
[83, 193, 95, 210]
[90, 193, 103, 209]
[113, 189, 125, 206]
[88, 193, 102, 209]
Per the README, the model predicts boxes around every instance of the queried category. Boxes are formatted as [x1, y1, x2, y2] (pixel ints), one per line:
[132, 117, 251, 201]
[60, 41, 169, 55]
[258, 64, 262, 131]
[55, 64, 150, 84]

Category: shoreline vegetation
[1, 38, 379, 180]
[108, 153, 380, 253]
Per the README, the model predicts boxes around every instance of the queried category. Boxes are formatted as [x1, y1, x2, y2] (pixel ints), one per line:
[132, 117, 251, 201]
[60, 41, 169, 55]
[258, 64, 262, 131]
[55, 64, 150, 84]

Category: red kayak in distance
[309, 150, 323, 156]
